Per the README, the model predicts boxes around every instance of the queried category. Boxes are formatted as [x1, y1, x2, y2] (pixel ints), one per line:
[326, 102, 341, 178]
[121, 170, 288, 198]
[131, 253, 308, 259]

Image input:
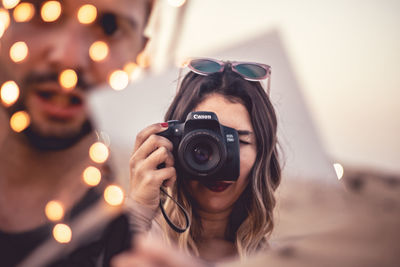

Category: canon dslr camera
[158, 111, 240, 181]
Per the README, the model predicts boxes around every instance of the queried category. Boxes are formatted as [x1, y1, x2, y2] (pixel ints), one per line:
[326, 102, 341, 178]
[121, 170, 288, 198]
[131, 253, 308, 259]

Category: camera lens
[192, 143, 212, 164]
[178, 129, 227, 176]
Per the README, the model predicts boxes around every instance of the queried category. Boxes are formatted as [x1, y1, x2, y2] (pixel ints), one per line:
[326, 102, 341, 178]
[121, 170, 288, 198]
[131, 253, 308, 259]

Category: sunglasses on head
[187, 58, 271, 82]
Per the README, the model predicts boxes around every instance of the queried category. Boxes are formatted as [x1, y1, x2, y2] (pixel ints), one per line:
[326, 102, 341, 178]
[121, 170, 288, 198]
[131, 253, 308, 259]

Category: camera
[158, 111, 240, 181]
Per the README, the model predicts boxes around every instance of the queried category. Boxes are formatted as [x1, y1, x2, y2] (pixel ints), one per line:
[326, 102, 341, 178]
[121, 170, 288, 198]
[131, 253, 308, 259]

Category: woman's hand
[129, 123, 176, 212]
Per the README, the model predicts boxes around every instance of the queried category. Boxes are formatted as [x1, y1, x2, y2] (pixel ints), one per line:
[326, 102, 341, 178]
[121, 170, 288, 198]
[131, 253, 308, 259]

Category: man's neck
[0, 130, 97, 232]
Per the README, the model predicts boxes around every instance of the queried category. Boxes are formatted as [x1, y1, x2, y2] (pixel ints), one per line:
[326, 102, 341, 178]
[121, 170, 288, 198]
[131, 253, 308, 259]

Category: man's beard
[8, 69, 94, 151]
[22, 119, 93, 151]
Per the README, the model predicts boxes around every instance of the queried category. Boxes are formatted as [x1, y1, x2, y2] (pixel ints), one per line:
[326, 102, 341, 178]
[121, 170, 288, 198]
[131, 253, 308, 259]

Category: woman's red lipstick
[203, 181, 232, 192]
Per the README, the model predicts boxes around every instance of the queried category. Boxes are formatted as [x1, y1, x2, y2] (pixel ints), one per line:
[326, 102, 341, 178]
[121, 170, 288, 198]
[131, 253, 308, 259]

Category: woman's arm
[126, 123, 176, 233]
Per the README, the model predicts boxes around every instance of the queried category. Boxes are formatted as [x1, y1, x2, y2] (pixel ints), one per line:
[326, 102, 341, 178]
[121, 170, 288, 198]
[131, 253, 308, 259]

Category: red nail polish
[160, 122, 169, 128]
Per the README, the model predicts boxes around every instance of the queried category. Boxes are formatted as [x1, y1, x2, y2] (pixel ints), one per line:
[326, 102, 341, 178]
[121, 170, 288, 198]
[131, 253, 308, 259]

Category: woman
[127, 58, 281, 262]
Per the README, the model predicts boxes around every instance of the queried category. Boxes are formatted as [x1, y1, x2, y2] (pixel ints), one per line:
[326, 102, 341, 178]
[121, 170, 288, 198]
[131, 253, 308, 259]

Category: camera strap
[159, 187, 190, 233]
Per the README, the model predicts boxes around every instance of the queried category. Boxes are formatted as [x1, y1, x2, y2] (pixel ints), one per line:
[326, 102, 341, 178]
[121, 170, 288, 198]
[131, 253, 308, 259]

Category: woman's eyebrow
[237, 130, 253, 136]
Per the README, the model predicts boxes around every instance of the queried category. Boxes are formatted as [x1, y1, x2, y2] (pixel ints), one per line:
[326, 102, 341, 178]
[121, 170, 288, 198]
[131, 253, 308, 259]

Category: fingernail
[160, 122, 169, 128]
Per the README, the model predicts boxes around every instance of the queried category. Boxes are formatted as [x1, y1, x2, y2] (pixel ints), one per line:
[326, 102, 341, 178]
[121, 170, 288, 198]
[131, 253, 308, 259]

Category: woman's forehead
[193, 94, 253, 132]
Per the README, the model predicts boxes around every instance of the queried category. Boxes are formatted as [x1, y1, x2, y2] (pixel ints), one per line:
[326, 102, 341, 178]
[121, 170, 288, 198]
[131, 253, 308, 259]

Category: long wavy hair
[159, 66, 281, 259]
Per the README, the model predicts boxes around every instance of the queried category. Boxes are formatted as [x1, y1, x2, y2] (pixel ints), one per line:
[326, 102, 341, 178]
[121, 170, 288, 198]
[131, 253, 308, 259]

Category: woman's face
[187, 93, 257, 215]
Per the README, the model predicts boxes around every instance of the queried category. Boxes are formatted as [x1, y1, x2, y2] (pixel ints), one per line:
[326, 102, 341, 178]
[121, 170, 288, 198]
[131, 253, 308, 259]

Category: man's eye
[99, 12, 118, 36]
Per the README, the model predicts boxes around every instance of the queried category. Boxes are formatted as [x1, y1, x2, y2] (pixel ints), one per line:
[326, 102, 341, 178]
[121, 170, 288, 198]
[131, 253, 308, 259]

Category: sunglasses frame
[187, 58, 271, 82]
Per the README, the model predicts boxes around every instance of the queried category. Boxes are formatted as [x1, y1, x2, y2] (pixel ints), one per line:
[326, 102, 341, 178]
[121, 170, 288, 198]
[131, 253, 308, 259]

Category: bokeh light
[40, 1, 61, 22]
[104, 185, 124, 206]
[333, 163, 344, 180]
[1, 80, 19, 106]
[77, 4, 97, 24]
[136, 51, 150, 68]
[89, 41, 109, 62]
[167, 0, 186, 7]
[45, 200, 64, 221]
[2, 0, 20, 9]
[13, 2, 35, 22]
[53, 223, 72, 243]
[82, 166, 101, 186]
[59, 69, 77, 90]
[123, 62, 138, 76]
[89, 142, 109, 163]
[108, 70, 129, 91]
[9, 41, 28, 62]
[10, 110, 30, 132]
[0, 8, 10, 37]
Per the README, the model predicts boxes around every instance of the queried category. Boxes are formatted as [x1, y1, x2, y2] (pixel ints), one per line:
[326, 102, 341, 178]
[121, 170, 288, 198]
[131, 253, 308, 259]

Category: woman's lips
[202, 181, 232, 192]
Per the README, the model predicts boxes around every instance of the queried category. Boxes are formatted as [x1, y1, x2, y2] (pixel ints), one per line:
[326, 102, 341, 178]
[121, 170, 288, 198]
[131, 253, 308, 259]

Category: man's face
[0, 0, 148, 148]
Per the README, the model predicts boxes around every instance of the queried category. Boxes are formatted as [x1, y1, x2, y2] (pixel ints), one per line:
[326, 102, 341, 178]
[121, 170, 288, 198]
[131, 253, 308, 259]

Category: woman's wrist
[124, 196, 159, 232]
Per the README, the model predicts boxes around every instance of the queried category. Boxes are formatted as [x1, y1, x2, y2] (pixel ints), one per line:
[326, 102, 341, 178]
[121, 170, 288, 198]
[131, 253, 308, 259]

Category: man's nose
[45, 21, 92, 71]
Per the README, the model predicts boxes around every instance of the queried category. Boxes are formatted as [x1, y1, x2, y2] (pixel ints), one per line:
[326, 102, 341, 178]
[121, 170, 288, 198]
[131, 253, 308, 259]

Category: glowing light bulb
[13, 2, 35, 22]
[333, 163, 344, 180]
[123, 62, 138, 76]
[53, 223, 72, 243]
[82, 166, 101, 186]
[41, 1, 61, 22]
[89, 142, 109, 163]
[167, 0, 186, 7]
[104, 185, 124, 206]
[10, 110, 30, 132]
[89, 41, 109, 62]
[77, 4, 96, 24]
[1, 80, 19, 106]
[9, 41, 28, 63]
[45, 200, 64, 221]
[2, 0, 20, 9]
[0, 8, 10, 37]
[59, 69, 77, 90]
[108, 70, 128, 91]
[136, 51, 149, 68]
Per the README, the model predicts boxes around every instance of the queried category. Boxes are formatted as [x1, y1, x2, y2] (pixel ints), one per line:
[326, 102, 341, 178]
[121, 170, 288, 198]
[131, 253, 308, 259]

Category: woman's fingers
[133, 123, 169, 153]
[132, 134, 173, 164]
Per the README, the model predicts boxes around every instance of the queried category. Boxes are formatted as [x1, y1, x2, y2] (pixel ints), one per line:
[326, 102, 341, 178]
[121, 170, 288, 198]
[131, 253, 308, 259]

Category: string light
[104, 185, 124, 206]
[167, 0, 186, 7]
[9, 110, 30, 132]
[53, 223, 72, 243]
[1, 80, 19, 106]
[45, 200, 64, 221]
[59, 69, 78, 90]
[40, 1, 61, 22]
[77, 4, 97, 24]
[136, 51, 150, 68]
[333, 163, 344, 180]
[123, 62, 138, 76]
[89, 142, 109, 163]
[9, 41, 28, 62]
[2, 0, 20, 9]
[108, 70, 129, 91]
[0, 8, 10, 38]
[89, 41, 109, 62]
[13, 2, 35, 22]
[82, 166, 101, 186]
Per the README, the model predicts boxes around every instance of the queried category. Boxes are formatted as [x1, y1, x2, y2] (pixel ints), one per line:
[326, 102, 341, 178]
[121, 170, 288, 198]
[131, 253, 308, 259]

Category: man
[0, 0, 152, 266]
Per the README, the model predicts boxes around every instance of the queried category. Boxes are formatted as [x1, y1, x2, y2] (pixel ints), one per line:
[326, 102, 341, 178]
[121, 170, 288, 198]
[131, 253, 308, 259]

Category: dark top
[0, 188, 132, 267]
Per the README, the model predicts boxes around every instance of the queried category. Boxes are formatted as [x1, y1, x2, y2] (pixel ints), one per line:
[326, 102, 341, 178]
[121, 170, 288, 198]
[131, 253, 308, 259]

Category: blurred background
[91, 0, 400, 184]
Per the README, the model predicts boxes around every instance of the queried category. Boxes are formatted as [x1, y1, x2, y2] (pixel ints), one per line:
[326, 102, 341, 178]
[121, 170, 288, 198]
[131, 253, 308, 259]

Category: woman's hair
[160, 66, 281, 259]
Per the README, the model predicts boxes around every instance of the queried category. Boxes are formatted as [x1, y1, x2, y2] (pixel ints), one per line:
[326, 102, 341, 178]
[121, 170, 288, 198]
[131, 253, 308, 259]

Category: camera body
[158, 111, 240, 181]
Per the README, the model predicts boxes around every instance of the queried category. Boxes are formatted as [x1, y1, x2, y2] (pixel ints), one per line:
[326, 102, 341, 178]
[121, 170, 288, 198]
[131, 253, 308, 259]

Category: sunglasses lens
[190, 59, 221, 74]
[234, 63, 267, 79]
